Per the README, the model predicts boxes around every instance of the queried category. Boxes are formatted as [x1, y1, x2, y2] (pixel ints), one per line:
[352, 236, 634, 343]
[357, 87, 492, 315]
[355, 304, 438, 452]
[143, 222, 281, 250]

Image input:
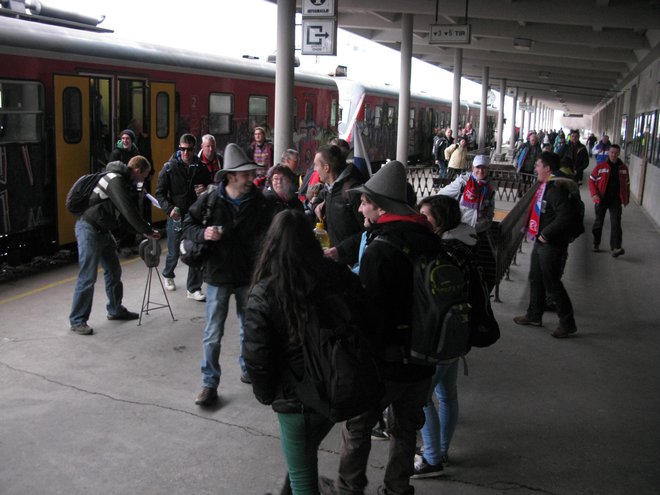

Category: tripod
[138, 239, 176, 325]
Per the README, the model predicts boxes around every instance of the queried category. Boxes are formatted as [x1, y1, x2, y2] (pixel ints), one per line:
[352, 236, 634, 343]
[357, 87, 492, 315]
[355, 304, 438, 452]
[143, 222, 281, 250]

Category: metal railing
[406, 164, 539, 302]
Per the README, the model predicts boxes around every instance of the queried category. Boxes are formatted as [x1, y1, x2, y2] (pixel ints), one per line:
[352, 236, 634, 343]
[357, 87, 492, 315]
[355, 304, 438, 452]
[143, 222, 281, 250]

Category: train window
[156, 91, 170, 139]
[0, 80, 44, 144]
[305, 101, 314, 123]
[363, 103, 370, 124]
[409, 108, 415, 129]
[249, 95, 268, 128]
[209, 93, 233, 135]
[374, 106, 383, 127]
[387, 107, 395, 127]
[331, 99, 338, 127]
[63, 87, 83, 144]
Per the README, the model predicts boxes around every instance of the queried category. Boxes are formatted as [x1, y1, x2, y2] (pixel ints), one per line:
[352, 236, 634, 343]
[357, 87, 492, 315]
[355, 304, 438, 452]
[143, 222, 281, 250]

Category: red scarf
[377, 212, 431, 229]
[461, 175, 492, 217]
[526, 182, 547, 240]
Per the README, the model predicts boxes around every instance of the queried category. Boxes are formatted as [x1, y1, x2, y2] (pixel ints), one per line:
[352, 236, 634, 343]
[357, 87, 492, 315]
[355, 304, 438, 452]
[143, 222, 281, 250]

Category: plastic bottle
[172, 207, 182, 232]
[314, 221, 330, 249]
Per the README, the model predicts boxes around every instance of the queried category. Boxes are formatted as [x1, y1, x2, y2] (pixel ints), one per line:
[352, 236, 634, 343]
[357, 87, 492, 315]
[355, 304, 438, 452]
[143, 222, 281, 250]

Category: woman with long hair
[244, 209, 362, 494]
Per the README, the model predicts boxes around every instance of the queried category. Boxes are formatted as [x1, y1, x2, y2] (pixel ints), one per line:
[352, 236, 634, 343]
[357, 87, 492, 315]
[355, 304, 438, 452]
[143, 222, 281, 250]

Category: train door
[54, 74, 90, 246]
[149, 82, 175, 222]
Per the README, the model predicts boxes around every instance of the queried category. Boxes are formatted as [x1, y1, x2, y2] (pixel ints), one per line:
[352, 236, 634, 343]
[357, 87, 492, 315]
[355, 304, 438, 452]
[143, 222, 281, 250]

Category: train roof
[0, 15, 336, 89]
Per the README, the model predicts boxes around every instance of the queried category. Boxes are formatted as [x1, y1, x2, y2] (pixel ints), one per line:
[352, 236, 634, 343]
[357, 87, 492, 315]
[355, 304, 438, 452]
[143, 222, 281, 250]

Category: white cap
[473, 155, 490, 167]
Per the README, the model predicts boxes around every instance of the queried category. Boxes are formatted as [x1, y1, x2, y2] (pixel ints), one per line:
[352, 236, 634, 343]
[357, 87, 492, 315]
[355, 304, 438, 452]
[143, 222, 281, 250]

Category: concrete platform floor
[1, 177, 659, 494]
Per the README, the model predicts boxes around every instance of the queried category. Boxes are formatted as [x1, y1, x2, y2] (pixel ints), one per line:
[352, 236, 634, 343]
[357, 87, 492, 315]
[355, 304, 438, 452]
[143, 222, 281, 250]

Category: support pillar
[273, 0, 295, 163]
[396, 14, 413, 164]
[496, 78, 506, 155]
[451, 48, 463, 138]
[478, 66, 489, 150]
[510, 87, 518, 148]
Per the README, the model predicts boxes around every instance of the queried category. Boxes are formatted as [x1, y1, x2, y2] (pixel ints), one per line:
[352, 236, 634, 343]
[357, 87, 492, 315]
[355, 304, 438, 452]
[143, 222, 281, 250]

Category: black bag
[567, 189, 585, 242]
[375, 236, 472, 365]
[65, 172, 108, 216]
[295, 279, 384, 422]
[179, 188, 218, 268]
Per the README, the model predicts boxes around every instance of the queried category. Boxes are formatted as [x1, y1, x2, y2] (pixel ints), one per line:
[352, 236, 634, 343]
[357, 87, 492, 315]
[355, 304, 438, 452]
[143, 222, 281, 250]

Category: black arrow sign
[307, 25, 329, 45]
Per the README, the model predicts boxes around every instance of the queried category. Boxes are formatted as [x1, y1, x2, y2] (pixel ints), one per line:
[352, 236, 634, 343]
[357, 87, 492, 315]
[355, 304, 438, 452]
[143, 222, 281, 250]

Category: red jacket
[589, 159, 630, 205]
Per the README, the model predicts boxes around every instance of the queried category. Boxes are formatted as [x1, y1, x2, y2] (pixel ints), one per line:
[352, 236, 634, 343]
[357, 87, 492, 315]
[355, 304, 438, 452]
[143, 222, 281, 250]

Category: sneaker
[165, 278, 176, 291]
[240, 372, 252, 384]
[195, 387, 218, 406]
[371, 427, 390, 441]
[411, 456, 444, 479]
[612, 248, 625, 258]
[70, 324, 94, 335]
[592, 244, 600, 252]
[415, 445, 424, 456]
[186, 290, 206, 301]
[513, 315, 542, 327]
[551, 325, 578, 339]
[107, 309, 139, 320]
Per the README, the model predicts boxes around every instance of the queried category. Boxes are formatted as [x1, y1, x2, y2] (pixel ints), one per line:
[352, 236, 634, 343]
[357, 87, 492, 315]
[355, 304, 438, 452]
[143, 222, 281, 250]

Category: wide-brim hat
[216, 143, 263, 180]
[349, 160, 415, 215]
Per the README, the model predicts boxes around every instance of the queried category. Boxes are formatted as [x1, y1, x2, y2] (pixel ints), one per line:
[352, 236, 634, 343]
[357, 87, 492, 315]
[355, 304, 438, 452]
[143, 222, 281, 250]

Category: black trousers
[592, 200, 623, 250]
[527, 241, 576, 329]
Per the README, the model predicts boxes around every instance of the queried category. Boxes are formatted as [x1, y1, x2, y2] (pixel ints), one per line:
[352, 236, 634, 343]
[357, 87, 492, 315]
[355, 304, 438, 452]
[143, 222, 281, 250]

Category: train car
[0, 15, 339, 265]
[336, 79, 497, 166]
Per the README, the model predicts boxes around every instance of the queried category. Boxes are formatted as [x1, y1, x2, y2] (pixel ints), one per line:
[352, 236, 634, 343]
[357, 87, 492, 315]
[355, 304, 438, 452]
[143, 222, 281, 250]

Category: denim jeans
[420, 360, 459, 465]
[277, 411, 334, 495]
[527, 241, 576, 328]
[592, 201, 622, 250]
[69, 219, 124, 326]
[337, 377, 430, 495]
[200, 283, 248, 389]
[163, 217, 203, 292]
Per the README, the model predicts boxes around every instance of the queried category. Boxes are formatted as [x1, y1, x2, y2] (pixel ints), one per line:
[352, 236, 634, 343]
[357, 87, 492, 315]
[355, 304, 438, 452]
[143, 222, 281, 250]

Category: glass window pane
[63, 87, 82, 144]
[156, 91, 169, 139]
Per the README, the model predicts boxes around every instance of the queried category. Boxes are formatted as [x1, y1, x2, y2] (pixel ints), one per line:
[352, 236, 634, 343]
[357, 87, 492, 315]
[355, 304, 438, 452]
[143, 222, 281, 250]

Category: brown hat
[216, 143, 263, 180]
[349, 160, 415, 215]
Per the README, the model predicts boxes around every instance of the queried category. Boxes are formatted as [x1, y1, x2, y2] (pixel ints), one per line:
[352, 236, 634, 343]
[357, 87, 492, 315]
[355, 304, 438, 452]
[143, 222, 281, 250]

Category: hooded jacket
[536, 177, 579, 246]
[81, 161, 151, 234]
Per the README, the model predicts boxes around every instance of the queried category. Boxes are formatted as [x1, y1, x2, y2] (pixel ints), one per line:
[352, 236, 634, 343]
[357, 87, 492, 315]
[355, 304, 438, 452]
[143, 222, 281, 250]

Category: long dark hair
[418, 195, 461, 236]
[251, 209, 325, 344]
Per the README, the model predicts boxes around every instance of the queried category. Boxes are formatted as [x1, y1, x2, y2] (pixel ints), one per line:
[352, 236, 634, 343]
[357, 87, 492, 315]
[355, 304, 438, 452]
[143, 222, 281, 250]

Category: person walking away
[589, 144, 630, 257]
[244, 209, 366, 495]
[156, 133, 211, 301]
[185, 143, 276, 407]
[513, 152, 578, 339]
[69, 156, 160, 335]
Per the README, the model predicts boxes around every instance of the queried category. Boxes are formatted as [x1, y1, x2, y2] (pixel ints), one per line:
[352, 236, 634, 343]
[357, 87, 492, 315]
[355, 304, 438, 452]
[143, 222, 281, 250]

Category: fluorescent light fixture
[513, 37, 533, 50]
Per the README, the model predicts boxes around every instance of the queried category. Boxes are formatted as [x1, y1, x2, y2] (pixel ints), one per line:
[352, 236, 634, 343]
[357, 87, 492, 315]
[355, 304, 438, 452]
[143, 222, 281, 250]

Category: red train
[0, 13, 494, 265]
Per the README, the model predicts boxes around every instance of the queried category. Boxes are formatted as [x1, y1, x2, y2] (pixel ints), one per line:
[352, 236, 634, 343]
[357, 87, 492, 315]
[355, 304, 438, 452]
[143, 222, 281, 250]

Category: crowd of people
[67, 123, 630, 494]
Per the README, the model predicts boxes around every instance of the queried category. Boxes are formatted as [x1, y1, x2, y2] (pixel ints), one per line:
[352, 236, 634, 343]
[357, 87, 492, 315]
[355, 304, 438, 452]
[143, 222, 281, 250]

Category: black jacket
[183, 183, 275, 287]
[108, 142, 139, 165]
[360, 218, 439, 382]
[538, 177, 577, 247]
[156, 152, 212, 216]
[82, 161, 151, 234]
[244, 261, 362, 413]
[317, 164, 364, 248]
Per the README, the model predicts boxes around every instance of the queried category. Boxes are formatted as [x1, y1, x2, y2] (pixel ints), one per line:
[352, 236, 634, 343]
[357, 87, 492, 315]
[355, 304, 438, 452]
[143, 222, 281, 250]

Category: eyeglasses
[179, 146, 194, 152]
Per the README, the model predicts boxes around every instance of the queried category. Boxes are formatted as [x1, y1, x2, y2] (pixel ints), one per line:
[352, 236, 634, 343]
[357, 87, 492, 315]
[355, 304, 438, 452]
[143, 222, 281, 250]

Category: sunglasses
[179, 146, 194, 152]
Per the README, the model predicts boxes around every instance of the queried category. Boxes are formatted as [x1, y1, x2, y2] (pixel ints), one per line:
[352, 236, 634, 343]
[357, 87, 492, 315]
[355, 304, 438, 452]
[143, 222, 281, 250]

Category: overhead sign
[302, 0, 337, 17]
[301, 19, 337, 55]
[429, 24, 471, 45]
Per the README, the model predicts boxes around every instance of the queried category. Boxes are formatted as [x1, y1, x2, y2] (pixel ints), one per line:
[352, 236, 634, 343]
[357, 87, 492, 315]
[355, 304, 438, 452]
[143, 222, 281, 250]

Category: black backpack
[294, 278, 384, 422]
[374, 237, 472, 366]
[65, 172, 108, 216]
[567, 190, 585, 242]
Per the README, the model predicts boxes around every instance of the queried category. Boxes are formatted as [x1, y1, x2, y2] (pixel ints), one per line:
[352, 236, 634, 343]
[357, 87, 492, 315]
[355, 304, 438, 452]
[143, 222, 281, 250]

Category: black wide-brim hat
[349, 160, 415, 216]
[216, 143, 263, 180]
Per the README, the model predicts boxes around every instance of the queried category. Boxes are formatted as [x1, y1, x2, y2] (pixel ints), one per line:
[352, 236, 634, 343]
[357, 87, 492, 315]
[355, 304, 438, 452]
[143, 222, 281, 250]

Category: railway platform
[1, 163, 660, 494]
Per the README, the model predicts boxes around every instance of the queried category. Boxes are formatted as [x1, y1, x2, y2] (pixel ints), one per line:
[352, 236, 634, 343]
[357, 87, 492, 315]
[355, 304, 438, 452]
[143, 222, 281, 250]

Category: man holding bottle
[156, 133, 211, 301]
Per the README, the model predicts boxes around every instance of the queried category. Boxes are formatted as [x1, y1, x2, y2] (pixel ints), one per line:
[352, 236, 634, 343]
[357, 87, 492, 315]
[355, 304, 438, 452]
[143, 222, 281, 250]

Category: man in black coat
[184, 143, 276, 407]
[514, 152, 578, 338]
[334, 161, 437, 495]
[156, 133, 212, 300]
